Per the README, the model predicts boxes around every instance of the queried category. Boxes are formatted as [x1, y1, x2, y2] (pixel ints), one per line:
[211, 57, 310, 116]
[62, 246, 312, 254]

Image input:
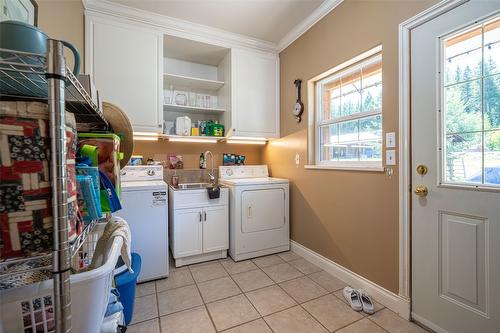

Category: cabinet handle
[199, 211, 202, 222]
[248, 206, 252, 218]
[203, 211, 207, 221]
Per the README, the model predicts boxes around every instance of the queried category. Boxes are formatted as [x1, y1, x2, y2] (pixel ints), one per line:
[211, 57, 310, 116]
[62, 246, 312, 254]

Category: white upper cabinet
[229, 48, 279, 138]
[84, 9, 280, 138]
[85, 14, 163, 133]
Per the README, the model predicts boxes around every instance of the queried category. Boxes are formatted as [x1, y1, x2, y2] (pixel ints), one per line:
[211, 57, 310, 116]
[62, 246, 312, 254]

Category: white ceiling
[107, 0, 326, 44]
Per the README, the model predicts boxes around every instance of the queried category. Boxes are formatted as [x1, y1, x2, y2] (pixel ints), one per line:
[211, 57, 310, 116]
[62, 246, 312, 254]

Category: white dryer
[219, 165, 289, 261]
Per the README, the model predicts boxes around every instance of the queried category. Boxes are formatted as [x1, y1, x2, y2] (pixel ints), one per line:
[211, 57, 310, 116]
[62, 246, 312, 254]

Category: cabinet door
[231, 48, 279, 138]
[85, 14, 163, 132]
[172, 208, 203, 258]
[202, 206, 228, 253]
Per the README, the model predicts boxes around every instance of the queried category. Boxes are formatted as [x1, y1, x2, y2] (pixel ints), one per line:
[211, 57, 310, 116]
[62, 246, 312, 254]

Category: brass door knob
[414, 185, 428, 197]
[416, 164, 428, 175]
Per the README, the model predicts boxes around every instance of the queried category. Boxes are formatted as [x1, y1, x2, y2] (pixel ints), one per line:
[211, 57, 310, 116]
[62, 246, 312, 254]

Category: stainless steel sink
[176, 182, 211, 190]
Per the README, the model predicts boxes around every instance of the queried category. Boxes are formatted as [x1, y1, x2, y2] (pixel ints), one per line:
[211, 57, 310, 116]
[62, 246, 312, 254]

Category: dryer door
[241, 188, 285, 233]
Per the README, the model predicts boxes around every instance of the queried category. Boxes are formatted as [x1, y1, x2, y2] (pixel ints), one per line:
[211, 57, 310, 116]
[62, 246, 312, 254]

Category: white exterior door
[202, 206, 228, 253]
[411, 2, 500, 332]
[172, 208, 203, 258]
[85, 14, 163, 132]
[231, 48, 279, 138]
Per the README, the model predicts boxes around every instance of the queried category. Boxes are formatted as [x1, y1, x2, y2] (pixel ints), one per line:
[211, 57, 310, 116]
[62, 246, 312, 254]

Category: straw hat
[102, 102, 134, 169]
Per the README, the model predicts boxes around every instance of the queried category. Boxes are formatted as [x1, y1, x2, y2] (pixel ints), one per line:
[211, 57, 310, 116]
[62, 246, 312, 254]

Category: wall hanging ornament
[293, 79, 304, 122]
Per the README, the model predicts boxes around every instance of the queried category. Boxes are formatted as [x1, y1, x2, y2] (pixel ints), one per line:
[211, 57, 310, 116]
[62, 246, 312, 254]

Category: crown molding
[82, 0, 278, 53]
[277, 0, 344, 52]
[83, 0, 344, 54]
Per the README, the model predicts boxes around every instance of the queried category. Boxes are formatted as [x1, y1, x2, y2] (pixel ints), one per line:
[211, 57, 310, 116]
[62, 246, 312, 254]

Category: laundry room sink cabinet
[169, 186, 229, 267]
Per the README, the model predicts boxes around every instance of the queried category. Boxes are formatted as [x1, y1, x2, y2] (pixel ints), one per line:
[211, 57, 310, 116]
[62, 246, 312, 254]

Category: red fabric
[0, 103, 80, 259]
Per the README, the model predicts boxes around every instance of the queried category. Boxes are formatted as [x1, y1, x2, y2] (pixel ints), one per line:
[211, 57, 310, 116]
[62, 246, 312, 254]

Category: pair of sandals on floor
[343, 287, 374, 314]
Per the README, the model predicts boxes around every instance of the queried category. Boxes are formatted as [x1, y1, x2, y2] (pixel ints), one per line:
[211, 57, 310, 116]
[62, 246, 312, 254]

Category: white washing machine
[219, 165, 289, 261]
[116, 165, 169, 282]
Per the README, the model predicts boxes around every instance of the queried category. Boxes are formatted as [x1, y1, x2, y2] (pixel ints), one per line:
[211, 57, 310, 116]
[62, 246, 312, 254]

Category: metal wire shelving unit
[0, 40, 109, 332]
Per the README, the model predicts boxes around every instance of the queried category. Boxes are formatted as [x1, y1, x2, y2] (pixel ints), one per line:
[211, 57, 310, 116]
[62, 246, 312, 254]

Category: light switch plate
[386, 132, 396, 148]
[386, 149, 396, 165]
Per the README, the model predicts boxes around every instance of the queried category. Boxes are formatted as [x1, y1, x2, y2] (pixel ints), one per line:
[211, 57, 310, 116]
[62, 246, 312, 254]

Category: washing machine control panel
[219, 165, 269, 180]
[121, 165, 164, 181]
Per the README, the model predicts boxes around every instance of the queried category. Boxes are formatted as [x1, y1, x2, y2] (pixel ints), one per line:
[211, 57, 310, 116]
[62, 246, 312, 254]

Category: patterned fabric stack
[0, 101, 81, 260]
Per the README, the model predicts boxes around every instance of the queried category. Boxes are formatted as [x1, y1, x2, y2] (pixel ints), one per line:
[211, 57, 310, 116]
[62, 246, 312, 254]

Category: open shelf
[163, 103, 226, 115]
[0, 218, 102, 281]
[0, 48, 108, 130]
[164, 73, 224, 91]
[70, 219, 102, 257]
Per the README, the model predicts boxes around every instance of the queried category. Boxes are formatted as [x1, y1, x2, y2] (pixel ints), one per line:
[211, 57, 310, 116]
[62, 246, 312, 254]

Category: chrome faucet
[204, 150, 215, 184]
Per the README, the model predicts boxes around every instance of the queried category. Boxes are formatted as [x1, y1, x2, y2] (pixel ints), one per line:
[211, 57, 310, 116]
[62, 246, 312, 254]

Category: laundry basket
[0, 223, 123, 333]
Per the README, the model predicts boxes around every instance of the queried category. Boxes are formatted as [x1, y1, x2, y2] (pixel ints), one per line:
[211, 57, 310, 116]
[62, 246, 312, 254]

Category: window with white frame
[312, 48, 383, 169]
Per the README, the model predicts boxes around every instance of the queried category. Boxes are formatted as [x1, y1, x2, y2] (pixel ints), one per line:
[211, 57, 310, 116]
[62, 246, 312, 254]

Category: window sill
[304, 165, 385, 172]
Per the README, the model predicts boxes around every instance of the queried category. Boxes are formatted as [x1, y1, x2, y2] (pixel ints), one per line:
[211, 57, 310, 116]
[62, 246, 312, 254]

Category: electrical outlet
[386, 149, 396, 165]
[386, 132, 396, 148]
[295, 153, 300, 167]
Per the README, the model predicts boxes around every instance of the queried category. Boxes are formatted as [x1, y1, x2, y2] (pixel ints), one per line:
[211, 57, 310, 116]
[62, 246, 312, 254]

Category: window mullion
[317, 108, 381, 127]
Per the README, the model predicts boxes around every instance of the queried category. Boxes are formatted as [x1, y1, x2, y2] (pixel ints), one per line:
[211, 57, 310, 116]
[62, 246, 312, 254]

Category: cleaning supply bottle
[199, 153, 205, 169]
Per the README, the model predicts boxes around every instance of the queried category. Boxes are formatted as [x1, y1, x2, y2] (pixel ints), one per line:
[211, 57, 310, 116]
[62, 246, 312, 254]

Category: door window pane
[484, 131, 500, 185]
[444, 79, 482, 134]
[445, 133, 482, 184]
[484, 19, 500, 76]
[442, 16, 500, 187]
[484, 74, 500, 130]
[444, 27, 482, 85]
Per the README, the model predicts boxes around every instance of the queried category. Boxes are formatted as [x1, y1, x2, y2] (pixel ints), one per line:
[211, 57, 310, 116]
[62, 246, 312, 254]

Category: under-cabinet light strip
[226, 140, 267, 145]
[133, 131, 160, 136]
[228, 136, 267, 141]
[133, 136, 159, 141]
[168, 137, 218, 143]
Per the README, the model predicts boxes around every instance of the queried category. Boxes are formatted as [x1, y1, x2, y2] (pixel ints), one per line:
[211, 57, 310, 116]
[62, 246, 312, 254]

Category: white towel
[87, 216, 133, 272]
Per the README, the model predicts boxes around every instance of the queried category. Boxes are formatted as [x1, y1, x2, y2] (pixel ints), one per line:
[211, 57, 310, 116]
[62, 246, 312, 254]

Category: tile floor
[127, 252, 429, 333]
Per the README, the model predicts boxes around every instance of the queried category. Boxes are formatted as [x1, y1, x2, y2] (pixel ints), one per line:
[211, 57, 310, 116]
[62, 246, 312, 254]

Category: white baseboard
[290, 240, 411, 319]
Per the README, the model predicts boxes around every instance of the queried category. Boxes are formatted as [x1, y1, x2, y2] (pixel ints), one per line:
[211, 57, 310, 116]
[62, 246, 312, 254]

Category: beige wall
[263, 0, 437, 293]
[37, 0, 84, 72]
[134, 141, 263, 169]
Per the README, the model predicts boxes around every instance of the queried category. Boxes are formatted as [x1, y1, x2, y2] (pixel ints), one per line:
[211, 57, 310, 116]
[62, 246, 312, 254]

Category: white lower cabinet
[169, 187, 228, 266]
[172, 208, 203, 258]
[203, 205, 229, 253]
